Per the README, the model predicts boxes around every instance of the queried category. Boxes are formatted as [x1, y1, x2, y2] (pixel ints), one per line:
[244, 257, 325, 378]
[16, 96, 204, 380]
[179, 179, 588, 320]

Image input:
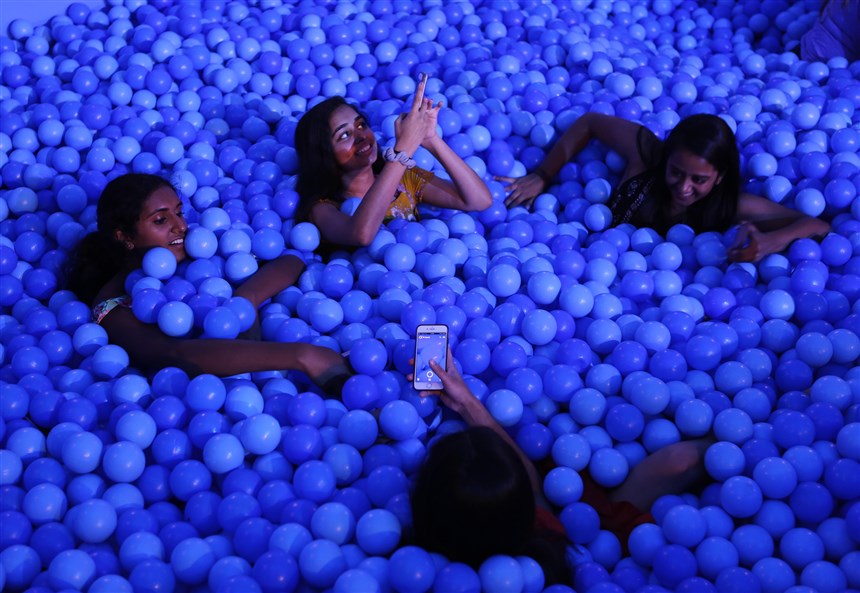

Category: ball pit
[1, 0, 860, 591]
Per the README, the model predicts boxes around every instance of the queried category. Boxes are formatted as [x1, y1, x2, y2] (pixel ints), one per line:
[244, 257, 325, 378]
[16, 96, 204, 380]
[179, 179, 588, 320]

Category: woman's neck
[342, 166, 377, 198]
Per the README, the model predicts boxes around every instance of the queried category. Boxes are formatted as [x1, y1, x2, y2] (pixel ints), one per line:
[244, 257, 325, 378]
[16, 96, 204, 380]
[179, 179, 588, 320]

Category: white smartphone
[413, 324, 448, 391]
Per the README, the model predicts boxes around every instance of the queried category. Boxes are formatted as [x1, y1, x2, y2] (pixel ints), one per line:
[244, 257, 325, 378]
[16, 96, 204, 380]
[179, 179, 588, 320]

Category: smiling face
[664, 148, 724, 211]
[118, 186, 188, 262]
[329, 104, 377, 173]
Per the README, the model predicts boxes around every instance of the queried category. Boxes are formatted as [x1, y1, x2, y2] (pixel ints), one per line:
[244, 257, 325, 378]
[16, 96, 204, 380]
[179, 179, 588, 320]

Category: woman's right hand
[393, 73, 436, 157]
[497, 173, 547, 208]
[408, 348, 475, 417]
[424, 350, 476, 418]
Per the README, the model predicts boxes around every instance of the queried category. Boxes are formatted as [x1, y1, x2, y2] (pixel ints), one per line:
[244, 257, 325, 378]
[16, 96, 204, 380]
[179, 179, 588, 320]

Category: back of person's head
[412, 426, 536, 567]
[66, 173, 173, 304]
[654, 113, 741, 232]
[294, 97, 381, 218]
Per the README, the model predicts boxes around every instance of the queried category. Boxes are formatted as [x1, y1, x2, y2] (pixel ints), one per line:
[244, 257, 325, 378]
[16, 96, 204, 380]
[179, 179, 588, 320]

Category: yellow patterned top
[386, 166, 434, 221]
[319, 166, 434, 221]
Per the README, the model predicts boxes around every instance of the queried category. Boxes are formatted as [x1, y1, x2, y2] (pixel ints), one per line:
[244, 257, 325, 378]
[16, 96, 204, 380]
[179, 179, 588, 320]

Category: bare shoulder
[309, 199, 345, 224]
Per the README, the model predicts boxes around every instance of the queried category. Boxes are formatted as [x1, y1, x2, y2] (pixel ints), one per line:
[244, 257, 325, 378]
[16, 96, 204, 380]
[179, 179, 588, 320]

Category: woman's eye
[154, 217, 166, 225]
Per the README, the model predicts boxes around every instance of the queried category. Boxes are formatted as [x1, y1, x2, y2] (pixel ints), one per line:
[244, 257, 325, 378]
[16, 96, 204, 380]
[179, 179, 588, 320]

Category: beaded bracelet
[383, 146, 416, 169]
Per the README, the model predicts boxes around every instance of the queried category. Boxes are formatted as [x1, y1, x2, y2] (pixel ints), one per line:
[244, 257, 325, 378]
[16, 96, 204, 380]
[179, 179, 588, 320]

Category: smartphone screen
[413, 324, 448, 391]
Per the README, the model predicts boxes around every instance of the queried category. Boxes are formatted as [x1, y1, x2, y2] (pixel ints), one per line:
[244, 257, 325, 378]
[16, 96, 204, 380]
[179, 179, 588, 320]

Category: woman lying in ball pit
[409, 349, 711, 585]
[67, 173, 350, 389]
[500, 113, 831, 262]
[294, 73, 492, 248]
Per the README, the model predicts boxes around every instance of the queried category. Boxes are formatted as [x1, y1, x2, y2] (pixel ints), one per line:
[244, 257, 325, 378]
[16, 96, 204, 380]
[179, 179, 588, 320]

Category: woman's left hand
[419, 97, 442, 147]
[728, 221, 776, 262]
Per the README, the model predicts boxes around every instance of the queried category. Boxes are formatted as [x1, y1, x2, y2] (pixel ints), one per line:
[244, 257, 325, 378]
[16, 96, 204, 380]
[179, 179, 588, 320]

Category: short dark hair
[650, 114, 741, 233]
[294, 96, 382, 220]
[412, 426, 536, 566]
[67, 173, 174, 304]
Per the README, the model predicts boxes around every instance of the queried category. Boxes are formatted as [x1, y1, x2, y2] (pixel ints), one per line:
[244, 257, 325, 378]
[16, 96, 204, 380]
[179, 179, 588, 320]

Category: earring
[124, 241, 134, 250]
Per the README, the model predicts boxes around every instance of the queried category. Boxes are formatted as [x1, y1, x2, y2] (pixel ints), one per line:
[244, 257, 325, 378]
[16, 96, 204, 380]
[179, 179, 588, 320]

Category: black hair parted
[66, 173, 174, 305]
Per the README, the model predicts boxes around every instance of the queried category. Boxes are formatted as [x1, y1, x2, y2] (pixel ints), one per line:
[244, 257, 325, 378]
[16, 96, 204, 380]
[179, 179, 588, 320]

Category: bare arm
[414, 118, 492, 212]
[234, 254, 305, 309]
[729, 193, 831, 262]
[412, 350, 545, 505]
[499, 112, 649, 207]
[309, 160, 414, 246]
[101, 307, 347, 382]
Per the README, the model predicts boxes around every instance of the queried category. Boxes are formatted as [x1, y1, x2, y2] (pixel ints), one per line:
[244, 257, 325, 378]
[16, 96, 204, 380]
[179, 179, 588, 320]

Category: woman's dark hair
[412, 426, 568, 584]
[294, 96, 383, 220]
[66, 173, 174, 305]
[648, 114, 741, 233]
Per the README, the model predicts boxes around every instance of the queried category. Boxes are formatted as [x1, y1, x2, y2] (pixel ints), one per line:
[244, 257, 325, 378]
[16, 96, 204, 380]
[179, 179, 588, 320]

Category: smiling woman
[499, 113, 831, 262]
[126, 186, 189, 262]
[294, 73, 492, 249]
[66, 173, 350, 387]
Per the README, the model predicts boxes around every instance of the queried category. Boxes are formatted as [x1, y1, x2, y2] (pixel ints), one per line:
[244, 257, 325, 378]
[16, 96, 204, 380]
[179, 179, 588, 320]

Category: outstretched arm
[499, 112, 648, 208]
[234, 254, 305, 309]
[412, 350, 545, 504]
[610, 438, 713, 512]
[729, 193, 831, 262]
[101, 307, 348, 383]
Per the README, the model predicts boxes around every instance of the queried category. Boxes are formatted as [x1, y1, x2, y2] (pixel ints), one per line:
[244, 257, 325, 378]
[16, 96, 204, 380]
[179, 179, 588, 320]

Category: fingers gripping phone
[413, 324, 448, 391]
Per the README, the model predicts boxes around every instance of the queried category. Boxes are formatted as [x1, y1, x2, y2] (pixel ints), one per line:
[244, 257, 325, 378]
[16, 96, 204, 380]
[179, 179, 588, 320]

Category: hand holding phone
[413, 324, 448, 391]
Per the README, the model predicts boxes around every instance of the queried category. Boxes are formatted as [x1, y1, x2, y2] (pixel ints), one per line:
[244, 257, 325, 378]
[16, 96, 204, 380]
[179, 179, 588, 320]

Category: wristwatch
[383, 146, 416, 169]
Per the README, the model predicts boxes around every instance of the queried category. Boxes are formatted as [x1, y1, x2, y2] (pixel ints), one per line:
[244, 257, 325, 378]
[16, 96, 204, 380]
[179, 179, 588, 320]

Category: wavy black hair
[647, 114, 741, 233]
[293, 96, 384, 220]
[66, 173, 174, 305]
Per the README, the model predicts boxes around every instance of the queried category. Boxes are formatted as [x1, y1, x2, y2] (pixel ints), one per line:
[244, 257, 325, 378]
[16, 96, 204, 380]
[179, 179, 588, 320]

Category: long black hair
[647, 114, 741, 233]
[66, 173, 174, 305]
[294, 96, 384, 220]
[412, 426, 568, 584]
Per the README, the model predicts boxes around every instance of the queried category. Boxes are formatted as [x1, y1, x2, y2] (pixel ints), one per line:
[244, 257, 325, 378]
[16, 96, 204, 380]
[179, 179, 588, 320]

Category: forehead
[329, 104, 361, 129]
[667, 149, 718, 176]
[140, 186, 181, 216]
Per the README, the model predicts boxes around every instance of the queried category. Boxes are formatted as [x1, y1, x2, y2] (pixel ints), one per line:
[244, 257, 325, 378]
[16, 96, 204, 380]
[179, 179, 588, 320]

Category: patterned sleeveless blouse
[607, 126, 664, 228]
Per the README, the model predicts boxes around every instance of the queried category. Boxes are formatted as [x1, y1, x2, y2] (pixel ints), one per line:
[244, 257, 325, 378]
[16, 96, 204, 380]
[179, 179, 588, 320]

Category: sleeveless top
[93, 295, 131, 324]
[314, 166, 435, 222]
[607, 126, 664, 228]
